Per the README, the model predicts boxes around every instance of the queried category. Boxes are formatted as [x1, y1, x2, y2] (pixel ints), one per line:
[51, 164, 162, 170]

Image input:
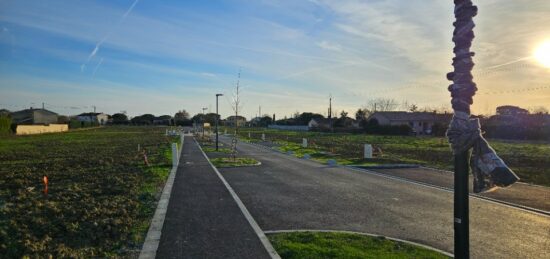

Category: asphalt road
[372, 167, 550, 212]
[217, 136, 550, 258]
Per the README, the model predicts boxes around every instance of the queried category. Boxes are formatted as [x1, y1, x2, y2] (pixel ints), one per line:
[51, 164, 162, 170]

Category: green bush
[0, 116, 12, 134]
[69, 120, 81, 129]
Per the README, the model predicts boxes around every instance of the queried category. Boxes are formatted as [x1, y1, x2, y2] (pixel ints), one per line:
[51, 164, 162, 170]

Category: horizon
[1, 0, 549, 118]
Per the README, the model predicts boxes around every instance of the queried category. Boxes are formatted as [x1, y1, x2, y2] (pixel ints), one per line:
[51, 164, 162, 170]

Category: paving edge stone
[138, 136, 185, 259]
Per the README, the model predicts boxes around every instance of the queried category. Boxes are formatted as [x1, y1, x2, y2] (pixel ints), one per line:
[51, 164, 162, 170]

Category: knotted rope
[447, 0, 519, 193]
[447, 111, 519, 193]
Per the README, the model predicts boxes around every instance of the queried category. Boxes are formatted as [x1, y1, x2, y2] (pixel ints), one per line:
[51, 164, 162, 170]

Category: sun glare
[534, 40, 550, 68]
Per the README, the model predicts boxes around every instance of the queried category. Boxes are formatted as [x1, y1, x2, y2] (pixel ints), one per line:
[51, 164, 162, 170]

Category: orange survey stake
[43, 175, 48, 195]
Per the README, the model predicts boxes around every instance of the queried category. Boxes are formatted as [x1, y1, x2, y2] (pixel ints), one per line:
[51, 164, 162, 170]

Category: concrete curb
[138, 135, 185, 259]
[196, 138, 281, 259]
[264, 229, 455, 258]
[419, 166, 550, 189]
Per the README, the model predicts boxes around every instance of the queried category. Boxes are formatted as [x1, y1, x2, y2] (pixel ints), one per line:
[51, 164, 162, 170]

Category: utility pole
[42, 102, 45, 110]
[93, 105, 96, 113]
[329, 94, 333, 132]
[215, 94, 223, 151]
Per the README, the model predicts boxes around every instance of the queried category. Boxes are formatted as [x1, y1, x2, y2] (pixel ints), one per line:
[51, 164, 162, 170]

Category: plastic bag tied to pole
[447, 111, 519, 193]
[447, 0, 518, 193]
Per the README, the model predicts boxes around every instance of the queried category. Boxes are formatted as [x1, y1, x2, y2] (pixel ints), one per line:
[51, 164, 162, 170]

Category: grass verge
[210, 157, 260, 168]
[231, 127, 550, 187]
[202, 146, 232, 153]
[268, 232, 450, 259]
[275, 142, 410, 167]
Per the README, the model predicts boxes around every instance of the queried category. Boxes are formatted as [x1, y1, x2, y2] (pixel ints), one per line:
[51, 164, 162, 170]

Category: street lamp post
[216, 94, 223, 151]
[202, 107, 207, 138]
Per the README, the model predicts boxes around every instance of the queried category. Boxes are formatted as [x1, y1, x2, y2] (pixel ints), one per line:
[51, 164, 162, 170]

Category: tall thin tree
[230, 70, 243, 161]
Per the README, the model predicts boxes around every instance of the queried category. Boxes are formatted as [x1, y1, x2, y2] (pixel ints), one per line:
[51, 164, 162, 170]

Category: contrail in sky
[480, 56, 532, 70]
[92, 58, 104, 77]
[81, 0, 139, 72]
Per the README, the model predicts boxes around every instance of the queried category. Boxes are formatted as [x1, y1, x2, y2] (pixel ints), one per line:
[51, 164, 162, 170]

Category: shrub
[0, 115, 12, 134]
[69, 120, 81, 129]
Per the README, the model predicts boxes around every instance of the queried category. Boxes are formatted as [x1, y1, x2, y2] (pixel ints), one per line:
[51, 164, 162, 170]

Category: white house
[76, 112, 109, 125]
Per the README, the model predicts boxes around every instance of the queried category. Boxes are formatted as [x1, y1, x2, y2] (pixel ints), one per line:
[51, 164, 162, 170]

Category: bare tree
[366, 98, 399, 112]
[230, 71, 243, 160]
[401, 100, 419, 112]
[355, 108, 367, 121]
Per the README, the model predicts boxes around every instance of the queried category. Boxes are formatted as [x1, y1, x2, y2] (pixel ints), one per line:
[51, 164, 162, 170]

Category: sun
[534, 40, 550, 68]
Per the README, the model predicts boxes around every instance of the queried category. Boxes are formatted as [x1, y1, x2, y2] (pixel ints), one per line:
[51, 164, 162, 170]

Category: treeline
[481, 114, 550, 141]
[274, 111, 414, 136]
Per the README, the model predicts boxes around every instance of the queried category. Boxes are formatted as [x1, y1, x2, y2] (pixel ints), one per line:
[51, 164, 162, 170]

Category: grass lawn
[0, 127, 178, 258]
[210, 157, 260, 168]
[202, 146, 232, 153]
[268, 231, 450, 259]
[230, 127, 550, 187]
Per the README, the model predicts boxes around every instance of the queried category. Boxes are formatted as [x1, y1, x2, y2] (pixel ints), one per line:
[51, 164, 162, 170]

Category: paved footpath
[218, 136, 550, 259]
[156, 136, 272, 259]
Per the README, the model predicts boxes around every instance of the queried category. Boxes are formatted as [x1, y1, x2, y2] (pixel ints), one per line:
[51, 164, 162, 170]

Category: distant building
[225, 115, 247, 127]
[496, 105, 528, 116]
[76, 113, 109, 125]
[10, 108, 59, 125]
[153, 115, 173, 125]
[308, 118, 333, 130]
[367, 111, 452, 134]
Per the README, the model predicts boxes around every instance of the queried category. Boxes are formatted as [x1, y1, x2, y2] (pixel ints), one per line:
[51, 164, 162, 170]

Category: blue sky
[1, 0, 549, 118]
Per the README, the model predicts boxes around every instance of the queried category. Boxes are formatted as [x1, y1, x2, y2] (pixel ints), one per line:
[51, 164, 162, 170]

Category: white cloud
[316, 40, 342, 51]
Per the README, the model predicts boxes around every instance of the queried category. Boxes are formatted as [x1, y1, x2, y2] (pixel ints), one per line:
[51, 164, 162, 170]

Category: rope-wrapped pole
[447, 1, 519, 257]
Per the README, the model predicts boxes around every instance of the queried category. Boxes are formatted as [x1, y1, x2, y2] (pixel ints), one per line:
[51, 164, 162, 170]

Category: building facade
[367, 111, 452, 135]
[76, 113, 109, 125]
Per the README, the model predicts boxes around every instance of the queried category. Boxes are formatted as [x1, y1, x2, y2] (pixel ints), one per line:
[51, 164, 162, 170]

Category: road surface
[217, 136, 550, 258]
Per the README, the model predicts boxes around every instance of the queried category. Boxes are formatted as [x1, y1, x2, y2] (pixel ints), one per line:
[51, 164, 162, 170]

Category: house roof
[369, 111, 452, 122]
[11, 108, 58, 116]
[310, 118, 333, 124]
[78, 112, 105, 116]
[226, 115, 246, 120]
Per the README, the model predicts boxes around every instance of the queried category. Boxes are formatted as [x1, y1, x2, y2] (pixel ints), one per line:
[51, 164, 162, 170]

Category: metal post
[364, 144, 373, 159]
[215, 94, 222, 151]
[448, 1, 478, 258]
[454, 152, 470, 258]
[172, 143, 178, 168]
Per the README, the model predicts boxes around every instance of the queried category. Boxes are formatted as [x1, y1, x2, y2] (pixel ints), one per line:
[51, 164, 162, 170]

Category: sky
[0, 0, 549, 119]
